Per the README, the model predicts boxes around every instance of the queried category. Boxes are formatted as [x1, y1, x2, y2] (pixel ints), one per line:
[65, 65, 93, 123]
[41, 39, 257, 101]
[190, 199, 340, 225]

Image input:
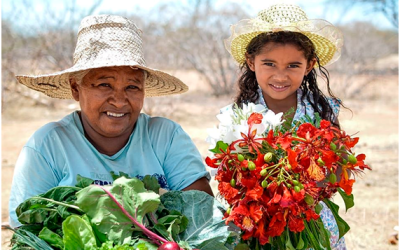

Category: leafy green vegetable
[38, 227, 64, 249]
[75, 177, 162, 245]
[7, 225, 53, 250]
[10, 174, 234, 250]
[161, 190, 234, 249]
[62, 214, 98, 250]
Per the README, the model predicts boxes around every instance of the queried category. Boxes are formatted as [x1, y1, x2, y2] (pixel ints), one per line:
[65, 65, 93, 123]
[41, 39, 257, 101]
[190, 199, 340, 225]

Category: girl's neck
[263, 92, 297, 119]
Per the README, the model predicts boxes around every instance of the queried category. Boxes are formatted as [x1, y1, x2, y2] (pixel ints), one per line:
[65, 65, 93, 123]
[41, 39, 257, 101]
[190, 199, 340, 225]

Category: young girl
[223, 3, 346, 250]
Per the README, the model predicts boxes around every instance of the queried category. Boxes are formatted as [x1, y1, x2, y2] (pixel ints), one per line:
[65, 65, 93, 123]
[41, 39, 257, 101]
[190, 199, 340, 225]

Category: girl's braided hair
[234, 31, 343, 127]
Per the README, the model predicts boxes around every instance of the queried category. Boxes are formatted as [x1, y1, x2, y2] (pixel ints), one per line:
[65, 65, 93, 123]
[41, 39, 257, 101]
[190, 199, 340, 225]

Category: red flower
[267, 212, 286, 237]
[288, 215, 305, 232]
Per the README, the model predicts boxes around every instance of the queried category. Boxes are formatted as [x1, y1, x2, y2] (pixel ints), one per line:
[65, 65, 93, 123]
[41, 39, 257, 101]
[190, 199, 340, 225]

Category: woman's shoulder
[26, 112, 78, 148]
[141, 113, 181, 132]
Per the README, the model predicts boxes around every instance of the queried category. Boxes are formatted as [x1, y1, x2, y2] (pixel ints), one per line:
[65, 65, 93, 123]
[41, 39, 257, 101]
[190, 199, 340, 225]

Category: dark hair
[234, 31, 343, 127]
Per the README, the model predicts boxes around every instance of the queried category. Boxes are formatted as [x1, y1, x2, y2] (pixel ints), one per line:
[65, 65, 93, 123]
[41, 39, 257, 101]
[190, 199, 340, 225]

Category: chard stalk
[96, 185, 167, 246]
[33, 197, 83, 213]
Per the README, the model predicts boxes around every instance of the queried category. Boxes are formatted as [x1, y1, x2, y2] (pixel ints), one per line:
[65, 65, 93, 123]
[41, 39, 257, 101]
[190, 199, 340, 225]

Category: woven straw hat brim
[16, 64, 188, 99]
[225, 18, 343, 67]
[16, 14, 188, 99]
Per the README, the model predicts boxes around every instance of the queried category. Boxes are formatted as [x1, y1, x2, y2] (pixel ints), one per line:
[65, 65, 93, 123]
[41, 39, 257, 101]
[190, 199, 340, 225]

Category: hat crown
[257, 4, 308, 26]
[73, 15, 146, 67]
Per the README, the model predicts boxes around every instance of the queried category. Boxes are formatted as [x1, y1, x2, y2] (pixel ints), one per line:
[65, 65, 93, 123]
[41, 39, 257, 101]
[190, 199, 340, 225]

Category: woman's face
[70, 66, 145, 141]
[246, 42, 315, 106]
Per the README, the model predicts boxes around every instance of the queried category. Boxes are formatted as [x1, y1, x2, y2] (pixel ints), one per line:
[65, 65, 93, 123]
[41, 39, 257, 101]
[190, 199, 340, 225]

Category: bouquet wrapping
[205, 103, 370, 250]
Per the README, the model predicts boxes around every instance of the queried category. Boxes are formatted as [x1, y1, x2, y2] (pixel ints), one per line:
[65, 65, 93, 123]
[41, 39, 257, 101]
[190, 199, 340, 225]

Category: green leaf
[233, 243, 250, 250]
[322, 199, 351, 239]
[75, 176, 160, 245]
[75, 175, 94, 188]
[38, 227, 64, 249]
[314, 203, 323, 214]
[110, 171, 130, 181]
[142, 175, 161, 193]
[7, 226, 53, 250]
[295, 232, 304, 249]
[161, 190, 234, 249]
[337, 188, 355, 212]
[209, 141, 229, 154]
[62, 214, 98, 250]
[131, 240, 159, 250]
[315, 219, 331, 250]
[285, 230, 296, 250]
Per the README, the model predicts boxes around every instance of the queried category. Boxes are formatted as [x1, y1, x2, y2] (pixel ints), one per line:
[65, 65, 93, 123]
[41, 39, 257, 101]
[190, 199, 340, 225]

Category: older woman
[9, 15, 213, 228]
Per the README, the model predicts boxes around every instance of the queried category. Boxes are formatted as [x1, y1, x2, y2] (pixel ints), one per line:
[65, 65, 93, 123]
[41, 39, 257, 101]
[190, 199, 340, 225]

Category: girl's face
[246, 42, 316, 107]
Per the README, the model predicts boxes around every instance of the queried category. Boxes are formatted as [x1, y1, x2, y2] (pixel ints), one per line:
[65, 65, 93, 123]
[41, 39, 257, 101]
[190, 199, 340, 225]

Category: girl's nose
[272, 69, 288, 82]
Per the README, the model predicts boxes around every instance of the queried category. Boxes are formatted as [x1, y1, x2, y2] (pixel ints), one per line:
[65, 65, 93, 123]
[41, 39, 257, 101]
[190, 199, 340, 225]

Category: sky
[1, 0, 397, 31]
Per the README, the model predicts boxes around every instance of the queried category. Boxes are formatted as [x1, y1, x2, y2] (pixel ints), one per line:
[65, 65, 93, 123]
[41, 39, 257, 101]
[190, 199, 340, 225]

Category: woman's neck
[85, 134, 130, 156]
[78, 112, 133, 156]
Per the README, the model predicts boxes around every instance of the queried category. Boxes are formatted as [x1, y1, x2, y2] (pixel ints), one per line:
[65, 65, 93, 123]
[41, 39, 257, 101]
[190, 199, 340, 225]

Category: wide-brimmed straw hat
[225, 3, 344, 67]
[16, 15, 188, 99]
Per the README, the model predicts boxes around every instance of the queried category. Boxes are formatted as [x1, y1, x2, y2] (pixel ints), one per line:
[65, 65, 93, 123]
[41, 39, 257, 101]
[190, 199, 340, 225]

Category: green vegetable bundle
[9, 173, 238, 250]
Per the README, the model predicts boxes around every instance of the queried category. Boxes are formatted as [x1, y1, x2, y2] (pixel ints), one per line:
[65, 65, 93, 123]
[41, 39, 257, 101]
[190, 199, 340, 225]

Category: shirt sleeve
[8, 146, 59, 228]
[162, 126, 211, 191]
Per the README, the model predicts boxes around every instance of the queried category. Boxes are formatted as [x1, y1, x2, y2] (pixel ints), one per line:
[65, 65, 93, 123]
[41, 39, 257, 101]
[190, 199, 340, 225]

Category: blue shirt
[9, 111, 210, 228]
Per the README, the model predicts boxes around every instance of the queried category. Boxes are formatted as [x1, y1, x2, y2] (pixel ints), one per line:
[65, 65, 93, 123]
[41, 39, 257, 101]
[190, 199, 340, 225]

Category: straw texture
[16, 15, 188, 99]
[224, 4, 344, 67]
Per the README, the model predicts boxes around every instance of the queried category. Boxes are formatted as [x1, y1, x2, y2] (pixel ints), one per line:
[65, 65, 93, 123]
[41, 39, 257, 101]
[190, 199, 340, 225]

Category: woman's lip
[269, 84, 289, 92]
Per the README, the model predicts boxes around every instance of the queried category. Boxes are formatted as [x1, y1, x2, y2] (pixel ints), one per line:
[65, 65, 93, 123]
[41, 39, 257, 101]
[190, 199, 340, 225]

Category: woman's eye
[126, 85, 139, 90]
[98, 83, 111, 88]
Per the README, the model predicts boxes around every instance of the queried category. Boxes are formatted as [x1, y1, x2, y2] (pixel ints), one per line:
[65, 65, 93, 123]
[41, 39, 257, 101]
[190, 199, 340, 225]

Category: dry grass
[1, 72, 398, 249]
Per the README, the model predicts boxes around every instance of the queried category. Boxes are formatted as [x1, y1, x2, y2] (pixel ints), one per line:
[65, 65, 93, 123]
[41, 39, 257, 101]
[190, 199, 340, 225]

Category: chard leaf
[142, 175, 161, 193]
[161, 190, 233, 249]
[62, 214, 98, 250]
[75, 177, 161, 245]
[75, 175, 94, 188]
[38, 227, 64, 249]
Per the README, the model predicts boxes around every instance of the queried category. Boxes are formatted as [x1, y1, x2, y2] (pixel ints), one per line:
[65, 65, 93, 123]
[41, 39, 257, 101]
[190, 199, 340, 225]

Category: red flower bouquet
[205, 104, 370, 249]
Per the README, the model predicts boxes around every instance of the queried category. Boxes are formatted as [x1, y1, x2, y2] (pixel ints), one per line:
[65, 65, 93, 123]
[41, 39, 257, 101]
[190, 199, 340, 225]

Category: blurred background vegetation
[1, 0, 398, 115]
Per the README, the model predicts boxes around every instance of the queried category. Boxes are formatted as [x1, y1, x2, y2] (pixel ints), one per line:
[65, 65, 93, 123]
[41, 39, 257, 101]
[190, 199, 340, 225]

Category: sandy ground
[1, 72, 398, 249]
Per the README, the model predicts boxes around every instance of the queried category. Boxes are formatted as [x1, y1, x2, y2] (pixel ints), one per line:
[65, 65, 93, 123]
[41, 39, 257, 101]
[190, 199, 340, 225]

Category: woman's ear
[245, 53, 255, 72]
[70, 78, 80, 101]
[306, 58, 317, 75]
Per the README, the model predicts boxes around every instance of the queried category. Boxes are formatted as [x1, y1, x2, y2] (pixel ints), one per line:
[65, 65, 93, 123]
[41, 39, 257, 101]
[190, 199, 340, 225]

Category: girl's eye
[288, 64, 300, 68]
[264, 62, 274, 67]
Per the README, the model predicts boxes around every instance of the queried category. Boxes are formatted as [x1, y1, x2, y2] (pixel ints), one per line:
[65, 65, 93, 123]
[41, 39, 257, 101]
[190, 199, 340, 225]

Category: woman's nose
[109, 89, 127, 106]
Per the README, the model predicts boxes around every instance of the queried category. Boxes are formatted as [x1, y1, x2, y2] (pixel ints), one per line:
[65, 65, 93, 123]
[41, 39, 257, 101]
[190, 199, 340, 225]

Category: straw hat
[225, 3, 344, 67]
[16, 15, 188, 99]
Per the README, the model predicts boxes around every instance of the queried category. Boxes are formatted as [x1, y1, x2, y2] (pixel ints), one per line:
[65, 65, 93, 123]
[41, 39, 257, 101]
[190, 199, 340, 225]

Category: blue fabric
[9, 111, 210, 228]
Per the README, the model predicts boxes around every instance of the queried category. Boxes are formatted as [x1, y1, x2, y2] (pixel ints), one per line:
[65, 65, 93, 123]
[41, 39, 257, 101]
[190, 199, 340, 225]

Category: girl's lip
[269, 84, 289, 92]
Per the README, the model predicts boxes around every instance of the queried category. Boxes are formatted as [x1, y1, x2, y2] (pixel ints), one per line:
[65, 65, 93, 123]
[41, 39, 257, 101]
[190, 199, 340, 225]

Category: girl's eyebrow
[260, 59, 303, 65]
